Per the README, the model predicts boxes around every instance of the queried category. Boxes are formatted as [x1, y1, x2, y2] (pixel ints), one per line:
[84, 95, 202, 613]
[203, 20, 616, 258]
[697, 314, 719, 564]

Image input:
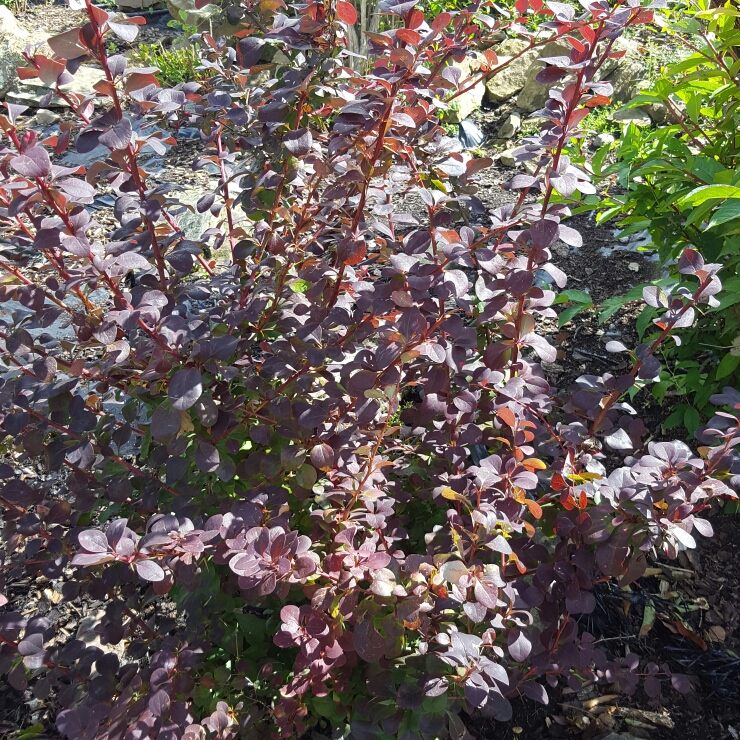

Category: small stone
[612, 107, 652, 128]
[627, 262, 640, 272]
[645, 102, 667, 123]
[592, 132, 615, 148]
[499, 149, 517, 167]
[553, 243, 570, 259]
[36, 109, 60, 126]
[497, 112, 521, 139]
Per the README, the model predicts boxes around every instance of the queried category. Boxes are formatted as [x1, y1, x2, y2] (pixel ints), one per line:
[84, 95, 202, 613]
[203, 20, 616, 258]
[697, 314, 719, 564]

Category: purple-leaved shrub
[0, 0, 738, 738]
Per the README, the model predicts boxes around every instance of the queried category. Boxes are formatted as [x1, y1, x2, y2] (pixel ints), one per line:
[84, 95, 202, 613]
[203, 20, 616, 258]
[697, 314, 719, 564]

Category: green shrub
[135, 41, 210, 88]
[598, 0, 740, 434]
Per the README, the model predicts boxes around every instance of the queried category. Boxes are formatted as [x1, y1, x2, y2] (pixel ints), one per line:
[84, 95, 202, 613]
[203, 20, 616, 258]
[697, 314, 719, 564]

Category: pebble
[593, 132, 616, 148]
[497, 112, 522, 139]
[628, 262, 640, 272]
[612, 107, 652, 127]
[36, 109, 60, 126]
[499, 149, 517, 167]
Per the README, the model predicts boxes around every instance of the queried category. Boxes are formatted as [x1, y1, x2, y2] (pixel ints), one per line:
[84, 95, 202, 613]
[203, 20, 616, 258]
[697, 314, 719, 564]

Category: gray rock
[7, 65, 106, 107]
[446, 56, 485, 123]
[499, 149, 517, 167]
[515, 36, 647, 113]
[35, 109, 60, 126]
[612, 106, 652, 127]
[645, 102, 667, 122]
[173, 190, 223, 258]
[597, 37, 641, 81]
[497, 112, 521, 139]
[592, 132, 615, 147]
[604, 52, 649, 105]
[484, 38, 534, 102]
[0, 7, 32, 97]
[515, 41, 570, 113]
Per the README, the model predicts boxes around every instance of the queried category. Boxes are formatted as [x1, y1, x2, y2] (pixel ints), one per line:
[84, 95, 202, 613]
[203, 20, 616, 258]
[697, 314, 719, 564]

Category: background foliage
[599, 0, 740, 434]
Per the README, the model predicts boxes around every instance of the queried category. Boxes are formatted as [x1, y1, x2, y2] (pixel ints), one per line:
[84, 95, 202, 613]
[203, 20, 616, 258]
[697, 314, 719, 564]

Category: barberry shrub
[0, 0, 737, 738]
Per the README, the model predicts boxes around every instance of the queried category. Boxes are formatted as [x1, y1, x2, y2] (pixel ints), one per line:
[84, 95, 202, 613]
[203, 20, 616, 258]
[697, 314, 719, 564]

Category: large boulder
[485, 38, 536, 103]
[603, 52, 649, 105]
[7, 65, 106, 107]
[515, 36, 649, 113]
[0, 7, 30, 97]
[446, 56, 485, 124]
[515, 41, 570, 113]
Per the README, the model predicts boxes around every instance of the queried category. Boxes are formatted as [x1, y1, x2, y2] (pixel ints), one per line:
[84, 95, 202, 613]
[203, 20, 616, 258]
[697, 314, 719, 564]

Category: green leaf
[636, 306, 657, 339]
[234, 613, 267, 645]
[716, 351, 740, 379]
[639, 603, 656, 637]
[678, 184, 740, 206]
[289, 279, 311, 293]
[683, 406, 701, 435]
[309, 696, 344, 721]
[663, 406, 687, 430]
[708, 199, 740, 228]
[690, 156, 726, 184]
[591, 143, 611, 177]
[558, 303, 589, 327]
[598, 296, 627, 325]
[696, 5, 740, 15]
[686, 93, 702, 124]
[554, 289, 593, 305]
[296, 463, 317, 489]
[140, 428, 152, 460]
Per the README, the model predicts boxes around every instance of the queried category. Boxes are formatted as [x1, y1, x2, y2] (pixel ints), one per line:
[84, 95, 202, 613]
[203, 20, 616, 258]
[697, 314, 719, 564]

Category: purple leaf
[644, 675, 661, 698]
[11, 147, 52, 179]
[671, 674, 691, 694]
[354, 619, 386, 662]
[237, 37, 265, 67]
[508, 629, 531, 662]
[195, 442, 220, 473]
[678, 248, 703, 275]
[283, 128, 313, 157]
[135, 559, 165, 582]
[99, 118, 133, 151]
[148, 688, 171, 716]
[530, 218, 559, 248]
[168, 368, 203, 411]
[78, 529, 110, 553]
[108, 20, 139, 43]
[522, 681, 549, 705]
[558, 224, 582, 247]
